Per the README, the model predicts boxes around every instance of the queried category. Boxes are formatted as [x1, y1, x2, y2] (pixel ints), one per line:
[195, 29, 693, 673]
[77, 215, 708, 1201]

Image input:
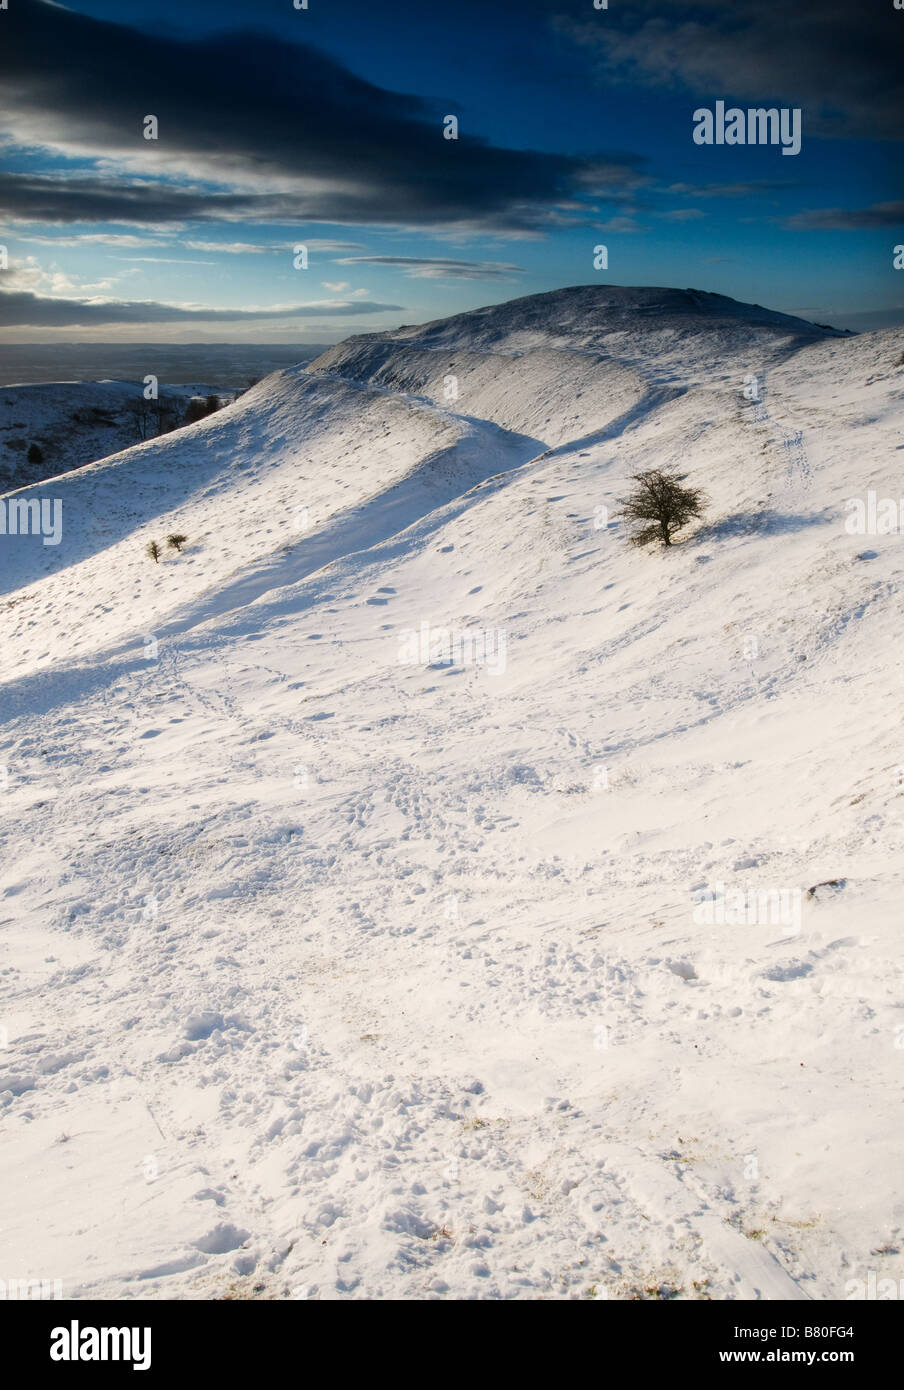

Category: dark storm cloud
[564, 0, 903, 141]
[0, 291, 403, 327]
[0, 0, 644, 231]
[0, 171, 250, 226]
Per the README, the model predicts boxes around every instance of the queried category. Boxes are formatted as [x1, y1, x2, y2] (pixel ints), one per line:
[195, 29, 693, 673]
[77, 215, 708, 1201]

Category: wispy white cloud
[17, 232, 166, 248]
[332, 255, 525, 280]
[185, 240, 282, 255]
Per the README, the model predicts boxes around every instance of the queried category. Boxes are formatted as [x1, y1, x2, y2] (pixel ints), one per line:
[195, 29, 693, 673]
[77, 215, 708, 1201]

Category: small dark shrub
[618, 468, 708, 549]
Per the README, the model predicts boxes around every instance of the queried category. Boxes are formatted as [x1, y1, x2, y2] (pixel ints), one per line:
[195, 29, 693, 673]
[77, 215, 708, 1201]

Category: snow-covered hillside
[1, 286, 902, 1301]
[0, 380, 239, 492]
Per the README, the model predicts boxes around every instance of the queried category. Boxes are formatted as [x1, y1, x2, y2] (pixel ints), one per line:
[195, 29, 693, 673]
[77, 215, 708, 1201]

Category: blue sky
[0, 0, 900, 342]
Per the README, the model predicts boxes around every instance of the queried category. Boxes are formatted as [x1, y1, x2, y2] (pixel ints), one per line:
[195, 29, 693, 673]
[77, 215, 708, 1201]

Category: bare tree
[129, 398, 154, 441]
[145, 539, 162, 563]
[618, 468, 707, 549]
[152, 396, 180, 435]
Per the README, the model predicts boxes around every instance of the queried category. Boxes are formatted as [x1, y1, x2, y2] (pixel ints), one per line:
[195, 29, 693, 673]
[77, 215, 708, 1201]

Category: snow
[0, 379, 238, 493]
[0, 285, 902, 1300]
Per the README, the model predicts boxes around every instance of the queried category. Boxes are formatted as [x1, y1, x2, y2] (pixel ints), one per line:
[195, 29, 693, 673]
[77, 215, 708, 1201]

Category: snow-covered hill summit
[0, 286, 902, 1301]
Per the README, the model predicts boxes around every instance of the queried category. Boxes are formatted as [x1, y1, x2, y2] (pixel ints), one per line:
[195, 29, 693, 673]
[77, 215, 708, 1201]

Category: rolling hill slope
[0, 287, 902, 1301]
